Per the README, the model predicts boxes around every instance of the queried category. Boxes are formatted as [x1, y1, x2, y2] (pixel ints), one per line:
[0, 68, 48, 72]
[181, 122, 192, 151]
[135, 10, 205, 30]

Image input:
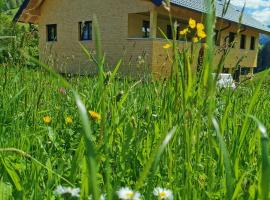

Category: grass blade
[250, 116, 270, 200]
[212, 118, 234, 199]
[135, 126, 177, 190]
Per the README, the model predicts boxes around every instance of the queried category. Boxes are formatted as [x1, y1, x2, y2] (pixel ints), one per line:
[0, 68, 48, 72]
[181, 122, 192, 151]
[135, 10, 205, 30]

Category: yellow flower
[197, 23, 205, 31]
[65, 116, 73, 125]
[89, 111, 101, 121]
[163, 43, 172, 49]
[197, 30, 207, 39]
[189, 18, 196, 29]
[192, 37, 199, 43]
[43, 116, 52, 125]
[180, 28, 189, 35]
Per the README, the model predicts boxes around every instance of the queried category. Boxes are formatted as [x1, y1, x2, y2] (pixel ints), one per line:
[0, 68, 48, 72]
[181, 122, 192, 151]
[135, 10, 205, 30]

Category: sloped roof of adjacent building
[169, 0, 270, 33]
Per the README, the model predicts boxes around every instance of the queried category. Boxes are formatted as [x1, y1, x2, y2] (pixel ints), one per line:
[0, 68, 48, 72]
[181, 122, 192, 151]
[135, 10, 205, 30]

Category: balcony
[125, 9, 258, 77]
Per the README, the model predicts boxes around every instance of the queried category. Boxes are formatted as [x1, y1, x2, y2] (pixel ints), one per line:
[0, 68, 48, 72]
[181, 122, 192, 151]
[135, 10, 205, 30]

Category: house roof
[13, 0, 43, 23]
[13, 0, 30, 23]
[156, 0, 270, 34]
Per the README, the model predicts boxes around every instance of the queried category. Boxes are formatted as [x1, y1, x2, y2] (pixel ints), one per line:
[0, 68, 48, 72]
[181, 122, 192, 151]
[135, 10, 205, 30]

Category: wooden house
[14, 0, 270, 77]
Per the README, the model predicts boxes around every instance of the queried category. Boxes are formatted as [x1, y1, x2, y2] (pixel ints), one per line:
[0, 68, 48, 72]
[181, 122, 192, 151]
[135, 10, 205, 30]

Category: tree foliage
[0, 0, 23, 11]
[261, 42, 270, 68]
[257, 41, 270, 72]
[0, 5, 39, 67]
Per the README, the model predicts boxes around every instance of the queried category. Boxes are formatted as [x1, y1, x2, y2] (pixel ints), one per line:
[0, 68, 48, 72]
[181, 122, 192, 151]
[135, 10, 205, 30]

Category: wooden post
[150, 9, 157, 39]
[250, 67, 254, 75]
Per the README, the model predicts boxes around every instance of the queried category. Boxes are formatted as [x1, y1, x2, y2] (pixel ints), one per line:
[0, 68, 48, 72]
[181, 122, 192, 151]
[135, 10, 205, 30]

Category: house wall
[37, 0, 260, 77]
[214, 25, 259, 69]
[38, 0, 154, 74]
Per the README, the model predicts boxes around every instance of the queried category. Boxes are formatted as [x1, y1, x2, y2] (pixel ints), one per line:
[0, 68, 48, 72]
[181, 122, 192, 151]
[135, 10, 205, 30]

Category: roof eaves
[13, 0, 30, 23]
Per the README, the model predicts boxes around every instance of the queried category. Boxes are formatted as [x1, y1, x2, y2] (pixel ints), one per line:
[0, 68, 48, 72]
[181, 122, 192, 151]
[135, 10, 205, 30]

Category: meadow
[1, 1, 270, 200]
[1, 60, 270, 200]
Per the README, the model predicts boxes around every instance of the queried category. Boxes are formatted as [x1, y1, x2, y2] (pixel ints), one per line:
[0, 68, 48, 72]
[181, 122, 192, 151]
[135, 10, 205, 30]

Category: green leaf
[250, 116, 270, 200]
[0, 181, 12, 200]
[212, 118, 234, 199]
[1, 158, 22, 191]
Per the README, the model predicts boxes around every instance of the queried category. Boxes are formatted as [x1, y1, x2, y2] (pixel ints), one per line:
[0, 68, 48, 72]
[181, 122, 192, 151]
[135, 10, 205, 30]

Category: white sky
[231, 0, 270, 25]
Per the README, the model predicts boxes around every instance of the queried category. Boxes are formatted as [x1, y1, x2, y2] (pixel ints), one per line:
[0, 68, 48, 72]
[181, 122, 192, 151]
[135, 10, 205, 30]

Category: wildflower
[65, 116, 73, 125]
[117, 187, 141, 200]
[54, 185, 80, 198]
[180, 28, 189, 35]
[215, 73, 236, 90]
[189, 18, 196, 29]
[197, 30, 206, 39]
[101, 195, 106, 200]
[163, 43, 172, 49]
[152, 114, 158, 118]
[89, 111, 101, 121]
[138, 56, 145, 65]
[59, 87, 67, 95]
[192, 37, 199, 43]
[196, 23, 205, 31]
[153, 187, 173, 200]
[43, 116, 52, 125]
[88, 194, 106, 200]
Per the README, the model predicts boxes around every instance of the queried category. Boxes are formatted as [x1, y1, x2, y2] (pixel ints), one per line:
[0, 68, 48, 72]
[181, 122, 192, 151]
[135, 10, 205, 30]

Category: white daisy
[153, 187, 173, 200]
[117, 187, 141, 200]
[88, 194, 106, 200]
[101, 194, 106, 200]
[54, 185, 80, 198]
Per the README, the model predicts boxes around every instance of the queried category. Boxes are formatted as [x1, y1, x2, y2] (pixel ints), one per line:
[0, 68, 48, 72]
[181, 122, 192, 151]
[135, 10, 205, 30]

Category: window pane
[167, 25, 172, 40]
[229, 32, 236, 47]
[240, 34, 246, 49]
[142, 20, 150, 38]
[80, 21, 92, 41]
[47, 24, 57, 42]
[250, 36, 255, 50]
[214, 30, 220, 46]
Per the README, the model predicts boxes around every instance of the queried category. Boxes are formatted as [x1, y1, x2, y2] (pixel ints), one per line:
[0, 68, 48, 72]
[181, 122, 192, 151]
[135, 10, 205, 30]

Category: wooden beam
[150, 9, 157, 39]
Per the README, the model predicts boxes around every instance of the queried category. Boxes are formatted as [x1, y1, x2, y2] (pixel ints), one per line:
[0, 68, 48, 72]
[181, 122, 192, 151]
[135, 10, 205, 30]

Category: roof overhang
[13, 0, 44, 23]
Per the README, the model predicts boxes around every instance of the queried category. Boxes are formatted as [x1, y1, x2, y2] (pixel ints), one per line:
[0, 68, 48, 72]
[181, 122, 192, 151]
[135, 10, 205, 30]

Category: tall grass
[1, 0, 270, 200]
